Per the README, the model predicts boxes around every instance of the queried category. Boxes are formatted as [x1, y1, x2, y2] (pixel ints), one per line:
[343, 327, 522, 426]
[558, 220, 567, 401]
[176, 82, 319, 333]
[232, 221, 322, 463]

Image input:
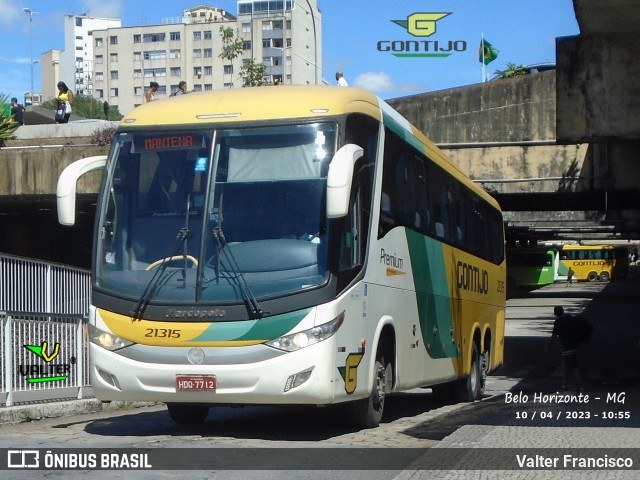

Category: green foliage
[218, 27, 244, 63]
[91, 124, 117, 146]
[241, 59, 269, 87]
[42, 95, 122, 120]
[494, 63, 527, 79]
[219, 27, 244, 86]
[0, 92, 20, 146]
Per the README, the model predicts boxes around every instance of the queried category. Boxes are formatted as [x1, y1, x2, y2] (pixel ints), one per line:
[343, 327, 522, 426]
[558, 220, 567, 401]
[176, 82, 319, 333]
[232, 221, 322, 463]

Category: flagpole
[481, 32, 486, 82]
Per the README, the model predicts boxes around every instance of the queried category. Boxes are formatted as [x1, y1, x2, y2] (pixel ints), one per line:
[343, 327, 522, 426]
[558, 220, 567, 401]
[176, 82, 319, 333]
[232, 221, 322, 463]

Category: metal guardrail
[0, 254, 90, 315]
[0, 254, 91, 407]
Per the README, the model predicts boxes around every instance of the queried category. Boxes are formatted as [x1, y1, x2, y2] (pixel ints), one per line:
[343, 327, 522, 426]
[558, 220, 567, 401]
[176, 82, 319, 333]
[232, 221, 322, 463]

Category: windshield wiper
[181, 195, 192, 280]
[131, 197, 193, 322]
[212, 226, 264, 320]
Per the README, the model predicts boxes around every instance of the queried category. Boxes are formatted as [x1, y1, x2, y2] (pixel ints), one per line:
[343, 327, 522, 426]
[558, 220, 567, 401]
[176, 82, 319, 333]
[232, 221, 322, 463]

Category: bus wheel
[349, 355, 390, 429]
[454, 343, 482, 402]
[479, 347, 489, 400]
[167, 403, 209, 424]
[598, 271, 610, 282]
[587, 271, 598, 282]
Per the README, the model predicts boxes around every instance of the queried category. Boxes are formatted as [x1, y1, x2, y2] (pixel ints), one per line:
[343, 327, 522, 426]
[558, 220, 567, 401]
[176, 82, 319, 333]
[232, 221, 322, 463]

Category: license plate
[176, 375, 217, 391]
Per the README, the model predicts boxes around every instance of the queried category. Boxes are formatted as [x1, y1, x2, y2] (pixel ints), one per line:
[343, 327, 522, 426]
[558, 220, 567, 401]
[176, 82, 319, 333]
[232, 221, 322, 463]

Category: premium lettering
[380, 248, 404, 270]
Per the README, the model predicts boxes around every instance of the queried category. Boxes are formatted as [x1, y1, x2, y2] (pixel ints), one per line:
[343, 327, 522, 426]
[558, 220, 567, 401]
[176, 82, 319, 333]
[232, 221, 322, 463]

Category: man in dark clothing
[10, 98, 25, 125]
[546, 305, 584, 391]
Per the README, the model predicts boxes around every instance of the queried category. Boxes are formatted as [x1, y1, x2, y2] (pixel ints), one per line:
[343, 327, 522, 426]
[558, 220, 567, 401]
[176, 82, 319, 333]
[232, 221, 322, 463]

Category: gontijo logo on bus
[20, 341, 72, 383]
[379, 12, 467, 58]
[457, 261, 489, 295]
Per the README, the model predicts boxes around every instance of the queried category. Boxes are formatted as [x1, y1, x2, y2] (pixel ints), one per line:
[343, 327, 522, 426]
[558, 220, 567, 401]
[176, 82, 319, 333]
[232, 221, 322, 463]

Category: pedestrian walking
[55, 81, 74, 124]
[10, 97, 25, 125]
[335, 71, 348, 87]
[173, 81, 189, 96]
[146, 81, 159, 102]
[566, 267, 575, 286]
[546, 305, 584, 391]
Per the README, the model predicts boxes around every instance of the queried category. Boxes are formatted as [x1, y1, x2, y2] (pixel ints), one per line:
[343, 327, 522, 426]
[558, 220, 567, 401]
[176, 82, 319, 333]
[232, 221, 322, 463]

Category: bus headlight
[266, 312, 344, 352]
[88, 324, 134, 351]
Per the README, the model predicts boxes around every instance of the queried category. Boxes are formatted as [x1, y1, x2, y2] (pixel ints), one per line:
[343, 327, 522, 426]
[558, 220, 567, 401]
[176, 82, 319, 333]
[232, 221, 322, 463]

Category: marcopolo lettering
[456, 261, 489, 294]
[377, 40, 467, 53]
[166, 308, 226, 319]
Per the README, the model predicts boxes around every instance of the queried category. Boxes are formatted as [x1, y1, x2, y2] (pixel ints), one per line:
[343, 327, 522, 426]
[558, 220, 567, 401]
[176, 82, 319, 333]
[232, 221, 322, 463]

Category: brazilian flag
[479, 39, 499, 65]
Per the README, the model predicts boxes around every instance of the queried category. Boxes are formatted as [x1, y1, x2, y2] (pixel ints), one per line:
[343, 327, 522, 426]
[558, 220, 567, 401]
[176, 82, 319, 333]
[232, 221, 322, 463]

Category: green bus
[507, 246, 559, 288]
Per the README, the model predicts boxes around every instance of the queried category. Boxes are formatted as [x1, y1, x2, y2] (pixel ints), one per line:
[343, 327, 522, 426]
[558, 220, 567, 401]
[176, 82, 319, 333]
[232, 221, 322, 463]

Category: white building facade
[61, 15, 122, 99]
[237, 0, 322, 86]
[46, 3, 322, 115]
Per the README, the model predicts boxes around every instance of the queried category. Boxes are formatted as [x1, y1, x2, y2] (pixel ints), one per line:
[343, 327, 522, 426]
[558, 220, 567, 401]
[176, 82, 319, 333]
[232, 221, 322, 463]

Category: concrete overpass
[387, 0, 640, 244]
[1, 0, 639, 267]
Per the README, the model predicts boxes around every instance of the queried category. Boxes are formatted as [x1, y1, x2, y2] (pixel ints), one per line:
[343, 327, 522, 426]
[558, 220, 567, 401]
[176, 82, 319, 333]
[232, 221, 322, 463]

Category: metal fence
[0, 254, 91, 407]
[1, 254, 90, 315]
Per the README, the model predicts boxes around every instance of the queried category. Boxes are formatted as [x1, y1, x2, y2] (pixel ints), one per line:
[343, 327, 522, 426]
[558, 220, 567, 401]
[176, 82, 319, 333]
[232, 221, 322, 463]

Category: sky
[0, 0, 580, 102]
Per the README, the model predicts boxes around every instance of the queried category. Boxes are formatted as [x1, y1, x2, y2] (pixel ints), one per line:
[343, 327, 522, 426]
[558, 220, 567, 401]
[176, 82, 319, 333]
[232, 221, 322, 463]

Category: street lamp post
[23, 7, 37, 105]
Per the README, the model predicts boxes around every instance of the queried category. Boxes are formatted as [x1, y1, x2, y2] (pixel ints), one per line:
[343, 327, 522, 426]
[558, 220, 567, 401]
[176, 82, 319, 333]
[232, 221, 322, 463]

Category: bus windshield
[96, 123, 337, 307]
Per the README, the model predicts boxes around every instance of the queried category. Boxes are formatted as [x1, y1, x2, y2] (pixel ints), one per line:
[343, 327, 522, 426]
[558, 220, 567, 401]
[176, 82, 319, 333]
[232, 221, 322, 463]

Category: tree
[241, 59, 269, 87]
[494, 63, 527, 79]
[219, 26, 244, 87]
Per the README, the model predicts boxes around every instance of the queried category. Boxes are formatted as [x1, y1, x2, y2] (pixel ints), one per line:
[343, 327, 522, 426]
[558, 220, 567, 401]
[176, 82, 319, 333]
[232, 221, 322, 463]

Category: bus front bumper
[88, 340, 339, 405]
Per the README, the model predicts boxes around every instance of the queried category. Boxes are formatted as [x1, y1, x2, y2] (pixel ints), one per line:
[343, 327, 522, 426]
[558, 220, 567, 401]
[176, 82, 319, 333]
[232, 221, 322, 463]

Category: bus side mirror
[326, 144, 363, 218]
[57, 155, 108, 226]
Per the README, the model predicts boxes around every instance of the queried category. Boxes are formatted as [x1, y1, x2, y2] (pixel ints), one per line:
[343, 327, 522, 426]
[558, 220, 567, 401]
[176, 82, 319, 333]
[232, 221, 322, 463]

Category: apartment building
[90, 6, 239, 114]
[41, 50, 61, 103]
[61, 14, 123, 99]
[47, 3, 321, 115]
[237, 0, 322, 86]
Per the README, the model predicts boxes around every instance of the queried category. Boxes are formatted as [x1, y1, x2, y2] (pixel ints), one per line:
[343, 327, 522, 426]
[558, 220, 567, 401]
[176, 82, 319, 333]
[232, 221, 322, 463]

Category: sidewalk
[0, 399, 156, 425]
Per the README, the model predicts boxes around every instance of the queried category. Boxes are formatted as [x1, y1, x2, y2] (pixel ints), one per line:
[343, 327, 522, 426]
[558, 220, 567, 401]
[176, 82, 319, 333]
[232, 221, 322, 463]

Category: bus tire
[167, 403, 209, 424]
[479, 346, 489, 400]
[454, 343, 482, 402]
[349, 355, 389, 429]
[587, 271, 598, 282]
[598, 271, 610, 282]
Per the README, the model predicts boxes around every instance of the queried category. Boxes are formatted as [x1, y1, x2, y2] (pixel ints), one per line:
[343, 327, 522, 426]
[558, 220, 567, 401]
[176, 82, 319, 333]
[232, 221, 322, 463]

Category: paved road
[1, 279, 638, 479]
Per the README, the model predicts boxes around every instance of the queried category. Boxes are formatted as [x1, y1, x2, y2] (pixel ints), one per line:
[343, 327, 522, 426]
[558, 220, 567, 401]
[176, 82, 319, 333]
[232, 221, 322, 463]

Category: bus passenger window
[379, 192, 395, 236]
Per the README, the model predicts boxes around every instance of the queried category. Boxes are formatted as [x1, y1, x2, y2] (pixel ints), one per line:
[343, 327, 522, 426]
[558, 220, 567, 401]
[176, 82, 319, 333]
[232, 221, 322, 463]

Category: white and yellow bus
[558, 244, 627, 282]
[57, 86, 506, 428]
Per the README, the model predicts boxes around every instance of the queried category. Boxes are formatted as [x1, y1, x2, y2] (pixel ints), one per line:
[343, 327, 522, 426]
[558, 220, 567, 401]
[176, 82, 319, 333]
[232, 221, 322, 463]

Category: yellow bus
[57, 86, 506, 428]
[559, 244, 627, 282]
